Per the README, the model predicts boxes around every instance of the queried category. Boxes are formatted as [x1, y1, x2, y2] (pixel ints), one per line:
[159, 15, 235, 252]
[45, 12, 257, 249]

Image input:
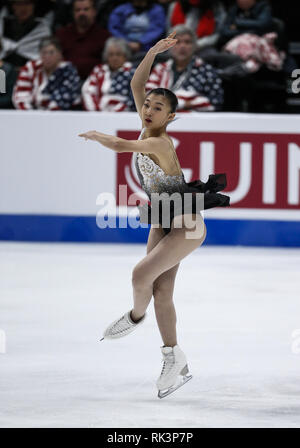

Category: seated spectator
[167, 0, 226, 51]
[52, 0, 118, 31]
[209, 0, 286, 78]
[13, 36, 81, 109]
[0, 0, 51, 68]
[207, 0, 287, 112]
[0, 38, 18, 108]
[219, 0, 273, 46]
[56, 0, 110, 80]
[108, 0, 166, 55]
[146, 25, 223, 111]
[82, 37, 135, 111]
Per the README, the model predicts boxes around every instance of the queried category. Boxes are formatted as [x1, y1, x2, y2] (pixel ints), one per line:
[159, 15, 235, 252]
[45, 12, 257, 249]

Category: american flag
[13, 60, 81, 110]
[82, 62, 135, 112]
[146, 57, 223, 111]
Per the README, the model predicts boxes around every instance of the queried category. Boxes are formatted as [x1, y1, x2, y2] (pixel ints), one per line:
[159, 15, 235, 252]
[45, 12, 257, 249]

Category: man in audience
[146, 25, 223, 111]
[13, 36, 81, 110]
[108, 0, 166, 56]
[56, 0, 110, 80]
[0, 0, 51, 68]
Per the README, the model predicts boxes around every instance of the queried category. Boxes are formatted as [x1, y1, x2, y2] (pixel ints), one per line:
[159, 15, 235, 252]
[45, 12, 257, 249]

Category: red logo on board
[116, 131, 300, 209]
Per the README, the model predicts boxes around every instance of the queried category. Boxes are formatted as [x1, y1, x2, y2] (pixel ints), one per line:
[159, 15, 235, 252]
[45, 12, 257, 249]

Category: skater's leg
[131, 214, 207, 321]
[132, 224, 180, 346]
[152, 263, 180, 347]
[130, 225, 165, 322]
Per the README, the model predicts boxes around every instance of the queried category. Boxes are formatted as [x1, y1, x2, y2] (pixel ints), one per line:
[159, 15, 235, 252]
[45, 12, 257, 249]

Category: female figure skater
[79, 32, 229, 398]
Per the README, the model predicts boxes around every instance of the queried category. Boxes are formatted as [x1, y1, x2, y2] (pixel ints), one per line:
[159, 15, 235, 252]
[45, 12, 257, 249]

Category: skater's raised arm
[130, 32, 177, 119]
[79, 34, 177, 154]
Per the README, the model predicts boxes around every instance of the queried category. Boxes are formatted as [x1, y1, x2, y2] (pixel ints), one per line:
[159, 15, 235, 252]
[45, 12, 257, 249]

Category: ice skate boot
[100, 310, 146, 340]
[156, 345, 192, 398]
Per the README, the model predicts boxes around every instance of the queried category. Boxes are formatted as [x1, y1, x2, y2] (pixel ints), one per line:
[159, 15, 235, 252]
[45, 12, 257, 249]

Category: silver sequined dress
[134, 129, 230, 234]
[134, 152, 188, 198]
[134, 128, 188, 199]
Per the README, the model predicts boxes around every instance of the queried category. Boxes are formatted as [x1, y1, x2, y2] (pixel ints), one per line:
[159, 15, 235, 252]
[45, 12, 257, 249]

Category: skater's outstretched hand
[150, 31, 177, 55]
[78, 131, 98, 141]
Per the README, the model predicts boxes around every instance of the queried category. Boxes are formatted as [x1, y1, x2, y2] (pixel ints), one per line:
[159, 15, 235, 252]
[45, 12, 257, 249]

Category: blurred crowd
[0, 0, 298, 113]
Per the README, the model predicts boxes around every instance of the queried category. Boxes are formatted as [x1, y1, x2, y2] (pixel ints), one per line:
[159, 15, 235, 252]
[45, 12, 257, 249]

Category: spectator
[108, 0, 166, 55]
[50, 1, 118, 31]
[0, 38, 18, 108]
[53, 0, 106, 32]
[211, 0, 286, 77]
[0, 0, 51, 68]
[13, 36, 81, 109]
[56, 0, 110, 80]
[219, 0, 273, 46]
[82, 37, 135, 111]
[216, 0, 287, 113]
[167, 0, 226, 51]
[146, 25, 223, 111]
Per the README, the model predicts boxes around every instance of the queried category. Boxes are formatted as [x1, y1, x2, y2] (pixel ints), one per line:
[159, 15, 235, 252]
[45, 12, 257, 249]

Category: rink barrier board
[0, 214, 299, 247]
[1, 111, 300, 246]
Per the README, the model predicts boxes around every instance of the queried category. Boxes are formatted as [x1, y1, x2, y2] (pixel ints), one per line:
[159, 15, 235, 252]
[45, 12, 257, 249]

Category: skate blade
[157, 374, 192, 399]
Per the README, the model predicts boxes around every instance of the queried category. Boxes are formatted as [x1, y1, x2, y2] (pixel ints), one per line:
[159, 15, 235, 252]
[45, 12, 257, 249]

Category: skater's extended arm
[130, 32, 177, 119]
[78, 130, 169, 154]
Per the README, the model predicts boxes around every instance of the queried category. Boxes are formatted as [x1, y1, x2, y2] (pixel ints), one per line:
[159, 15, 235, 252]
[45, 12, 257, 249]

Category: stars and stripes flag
[146, 57, 223, 112]
[13, 59, 81, 110]
[82, 62, 135, 112]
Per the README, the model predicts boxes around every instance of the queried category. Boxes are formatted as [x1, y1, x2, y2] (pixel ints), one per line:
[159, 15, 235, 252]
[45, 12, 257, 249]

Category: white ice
[0, 241, 300, 428]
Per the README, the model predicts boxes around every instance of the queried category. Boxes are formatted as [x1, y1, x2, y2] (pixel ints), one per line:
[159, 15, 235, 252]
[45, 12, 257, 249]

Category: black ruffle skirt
[137, 173, 230, 235]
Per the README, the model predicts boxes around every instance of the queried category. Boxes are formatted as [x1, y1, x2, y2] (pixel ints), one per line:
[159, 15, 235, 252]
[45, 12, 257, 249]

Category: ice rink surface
[0, 241, 300, 428]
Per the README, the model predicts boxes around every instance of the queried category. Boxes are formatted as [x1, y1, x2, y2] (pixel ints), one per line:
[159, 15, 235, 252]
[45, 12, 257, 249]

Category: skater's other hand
[150, 32, 177, 55]
[78, 131, 98, 141]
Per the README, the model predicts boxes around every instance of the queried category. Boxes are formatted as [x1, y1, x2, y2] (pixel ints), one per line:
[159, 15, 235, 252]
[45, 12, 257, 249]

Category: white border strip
[1, 110, 300, 134]
[4, 208, 300, 221]
[110, 207, 300, 222]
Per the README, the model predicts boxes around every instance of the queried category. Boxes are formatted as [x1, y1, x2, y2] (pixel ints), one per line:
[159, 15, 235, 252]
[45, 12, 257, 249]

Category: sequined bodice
[134, 130, 186, 199]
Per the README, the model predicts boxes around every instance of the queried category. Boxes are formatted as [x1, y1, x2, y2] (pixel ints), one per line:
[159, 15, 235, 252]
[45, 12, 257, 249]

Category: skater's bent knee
[132, 265, 151, 290]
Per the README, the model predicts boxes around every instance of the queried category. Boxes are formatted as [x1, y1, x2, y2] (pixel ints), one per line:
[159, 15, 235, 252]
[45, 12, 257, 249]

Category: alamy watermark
[96, 185, 205, 239]
[0, 69, 6, 94]
[0, 329, 6, 354]
[291, 69, 300, 94]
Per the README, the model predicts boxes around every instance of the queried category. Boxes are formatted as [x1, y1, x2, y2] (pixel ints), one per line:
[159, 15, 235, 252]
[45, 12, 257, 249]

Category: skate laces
[112, 315, 132, 334]
[160, 352, 175, 376]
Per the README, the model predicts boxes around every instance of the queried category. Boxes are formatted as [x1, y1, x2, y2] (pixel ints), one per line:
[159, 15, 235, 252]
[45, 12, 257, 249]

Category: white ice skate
[156, 345, 192, 399]
[100, 310, 146, 340]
